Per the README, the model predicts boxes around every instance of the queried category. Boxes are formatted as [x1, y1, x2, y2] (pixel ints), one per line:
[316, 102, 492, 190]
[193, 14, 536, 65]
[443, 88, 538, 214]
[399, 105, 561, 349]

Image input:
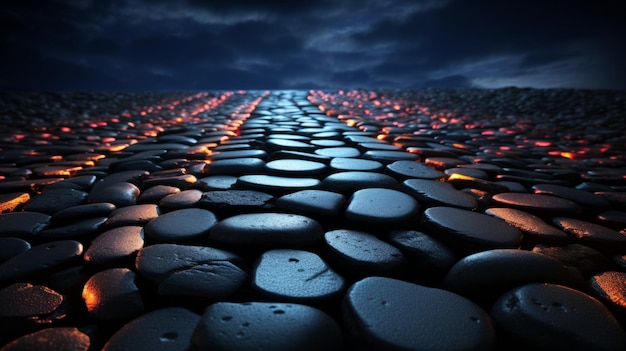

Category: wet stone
[533, 183, 610, 212]
[200, 190, 274, 211]
[443, 249, 576, 305]
[491, 193, 581, 217]
[252, 249, 346, 301]
[205, 158, 266, 175]
[388, 230, 457, 280]
[192, 302, 342, 351]
[532, 244, 608, 276]
[447, 174, 510, 194]
[159, 189, 203, 209]
[38, 216, 107, 239]
[0, 212, 50, 237]
[82, 268, 144, 321]
[485, 207, 569, 244]
[0, 192, 30, 213]
[362, 150, 420, 163]
[0, 282, 64, 319]
[276, 190, 345, 216]
[491, 283, 626, 351]
[135, 244, 247, 299]
[105, 204, 160, 227]
[552, 217, 626, 250]
[144, 208, 217, 242]
[589, 271, 626, 320]
[196, 175, 238, 190]
[322, 171, 398, 194]
[102, 307, 200, 351]
[0, 240, 83, 284]
[345, 188, 420, 223]
[237, 175, 321, 195]
[343, 276, 495, 351]
[137, 185, 180, 204]
[329, 157, 383, 172]
[142, 174, 197, 189]
[1, 327, 90, 351]
[324, 229, 405, 278]
[386, 160, 446, 180]
[87, 181, 140, 207]
[84, 226, 144, 266]
[310, 139, 344, 147]
[210, 149, 267, 161]
[266, 138, 315, 152]
[0, 238, 31, 262]
[445, 167, 489, 179]
[265, 159, 327, 176]
[51, 202, 116, 224]
[403, 179, 477, 210]
[315, 147, 361, 158]
[210, 213, 323, 248]
[422, 207, 523, 254]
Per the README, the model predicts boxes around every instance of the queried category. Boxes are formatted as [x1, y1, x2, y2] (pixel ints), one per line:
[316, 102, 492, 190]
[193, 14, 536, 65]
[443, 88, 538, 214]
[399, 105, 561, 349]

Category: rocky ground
[0, 88, 625, 350]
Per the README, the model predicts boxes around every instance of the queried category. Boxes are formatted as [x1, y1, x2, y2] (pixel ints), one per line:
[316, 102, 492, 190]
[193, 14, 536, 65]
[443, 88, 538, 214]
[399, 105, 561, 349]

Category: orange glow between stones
[376, 134, 387, 140]
[82, 285, 99, 311]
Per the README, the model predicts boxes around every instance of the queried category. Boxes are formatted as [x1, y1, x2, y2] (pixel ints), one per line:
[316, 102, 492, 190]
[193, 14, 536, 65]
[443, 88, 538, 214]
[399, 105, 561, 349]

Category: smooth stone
[447, 174, 510, 194]
[87, 181, 140, 207]
[315, 147, 361, 158]
[105, 204, 160, 227]
[236, 175, 321, 194]
[445, 167, 489, 179]
[330, 157, 383, 172]
[144, 208, 217, 242]
[210, 149, 267, 161]
[205, 158, 266, 175]
[343, 276, 495, 351]
[51, 203, 116, 224]
[491, 193, 581, 216]
[388, 230, 457, 279]
[422, 207, 523, 253]
[0, 237, 31, 262]
[0, 178, 64, 194]
[192, 302, 342, 351]
[211, 213, 323, 247]
[266, 138, 315, 151]
[0, 240, 83, 284]
[324, 229, 405, 277]
[84, 226, 144, 266]
[1, 327, 90, 351]
[491, 283, 626, 351]
[265, 159, 327, 176]
[0, 282, 64, 318]
[196, 175, 238, 190]
[252, 249, 345, 301]
[200, 190, 274, 210]
[159, 189, 203, 209]
[268, 150, 332, 164]
[124, 142, 189, 152]
[91, 170, 148, 190]
[102, 307, 201, 351]
[386, 160, 446, 180]
[403, 179, 477, 210]
[362, 150, 420, 163]
[485, 207, 569, 244]
[552, 217, 626, 250]
[444, 249, 576, 304]
[0, 212, 50, 237]
[358, 142, 403, 151]
[589, 271, 626, 319]
[137, 185, 181, 204]
[135, 244, 247, 298]
[0, 192, 30, 213]
[142, 174, 197, 189]
[310, 139, 344, 147]
[322, 171, 398, 194]
[38, 216, 107, 239]
[345, 188, 419, 223]
[533, 183, 610, 211]
[532, 244, 608, 276]
[276, 190, 346, 216]
[23, 188, 88, 215]
[82, 268, 144, 320]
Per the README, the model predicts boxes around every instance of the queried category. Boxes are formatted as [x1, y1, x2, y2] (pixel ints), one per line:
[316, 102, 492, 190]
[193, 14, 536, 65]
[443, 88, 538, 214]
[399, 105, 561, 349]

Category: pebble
[343, 276, 495, 350]
[315, 146, 361, 158]
[0, 238, 30, 262]
[388, 230, 457, 280]
[491, 193, 581, 216]
[265, 159, 327, 176]
[102, 307, 200, 351]
[552, 217, 626, 250]
[386, 160, 446, 180]
[532, 183, 610, 211]
[137, 185, 180, 204]
[1, 327, 90, 351]
[322, 171, 398, 194]
[532, 244, 608, 276]
[236, 175, 321, 194]
[484, 207, 569, 244]
[205, 158, 266, 175]
[83, 226, 144, 266]
[403, 179, 477, 209]
[345, 188, 420, 223]
[0, 211, 50, 237]
[23, 188, 88, 214]
[144, 208, 217, 242]
[210, 213, 323, 247]
[158, 189, 203, 209]
[491, 283, 626, 351]
[192, 302, 342, 351]
[51, 202, 116, 224]
[38, 216, 107, 239]
[329, 157, 383, 172]
[422, 206, 523, 253]
[105, 204, 159, 227]
[87, 181, 140, 207]
[200, 190, 274, 211]
[82, 268, 144, 320]
[276, 189, 345, 216]
[589, 271, 626, 320]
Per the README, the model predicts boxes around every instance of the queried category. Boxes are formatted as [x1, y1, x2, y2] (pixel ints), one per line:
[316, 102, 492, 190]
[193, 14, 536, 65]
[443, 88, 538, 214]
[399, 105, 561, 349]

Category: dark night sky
[2, 0, 625, 91]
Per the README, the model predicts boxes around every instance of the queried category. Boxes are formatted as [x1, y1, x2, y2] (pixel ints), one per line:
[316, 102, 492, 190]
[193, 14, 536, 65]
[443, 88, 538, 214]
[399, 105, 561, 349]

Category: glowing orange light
[560, 152, 575, 160]
[346, 119, 357, 127]
[61, 127, 71, 133]
[82, 285, 99, 311]
[534, 141, 551, 147]
[376, 134, 386, 140]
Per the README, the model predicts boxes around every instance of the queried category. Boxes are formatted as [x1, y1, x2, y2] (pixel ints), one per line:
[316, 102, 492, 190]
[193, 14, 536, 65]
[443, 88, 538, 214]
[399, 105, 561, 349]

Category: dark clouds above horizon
[2, 0, 625, 91]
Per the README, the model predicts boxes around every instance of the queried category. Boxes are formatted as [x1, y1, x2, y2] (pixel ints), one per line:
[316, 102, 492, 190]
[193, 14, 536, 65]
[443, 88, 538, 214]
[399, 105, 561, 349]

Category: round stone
[210, 213, 323, 247]
[491, 283, 626, 350]
[403, 179, 477, 209]
[362, 150, 419, 163]
[265, 159, 327, 176]
[205, 158, 266, 175]
[388, 230, 457, 279]
[144, 208, 217, 242]
[137, 185, 181, 204]
[196, 175, 239, 190]
[315, 147, 361, 158]
[422, 207, 523, 253]
[485, 207, 569, 244]
[345, 188, 420, 223]
[322, 171, 398, 194]
[532, 244, 608, 276]
[252, 249, 345, 301]
[386, 160, 446, 180]
[87, 181, 140, 207]
[343, 276, 495, 350]
[0, 237, 31, 262]
[0, 282, 63, 318]
[552, 217, 626, 250]
[51, 203, 116, 224]
[105, 204, 160, 228]
[84, 226, 144, 266]
[159, 189, 203, 209]
[24, 188, 88, 215]
[237, 175, 321, 194]
[1, 327, 90, 351]
[330, 157, 383, 172]
[589, 271, 626, 319]
[491, 193, 581, 216]
[200, 190, 274, 210]
[0, 212, 50, 237]
[532, 183, 610, 211]
[103, 307, 201, 351]
[192, 302, 342, 351]
[276, 190, 346, 216]
[210, 149, 267, 161]
[82, 268, 144, 320]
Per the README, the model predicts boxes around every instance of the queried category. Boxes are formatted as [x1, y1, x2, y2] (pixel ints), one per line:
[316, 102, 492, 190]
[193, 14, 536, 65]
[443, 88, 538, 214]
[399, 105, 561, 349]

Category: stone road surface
[0, 89, 625, 350]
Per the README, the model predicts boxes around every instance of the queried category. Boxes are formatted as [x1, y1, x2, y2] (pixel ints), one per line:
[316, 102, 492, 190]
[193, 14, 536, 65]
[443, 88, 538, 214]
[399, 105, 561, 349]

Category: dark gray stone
[23, 188, 88, 214]
[105, 204, 160, 227]
[345, 188, 419, 223]
[0, 237, 31, 262]
[1, 327, 90, 351]
[485, 207, 569, 244]
[276, 190, 345, 216]
[51, 203, 116, 224]
[0, 212, 50, 237]
[322, 171, 398, 194]
[82, 268, 144, 320]
[84, 226, 144, 266]
[403, 179, 477, 209]
[144, 208, 217, 242]
[387, 160, 446, 180]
